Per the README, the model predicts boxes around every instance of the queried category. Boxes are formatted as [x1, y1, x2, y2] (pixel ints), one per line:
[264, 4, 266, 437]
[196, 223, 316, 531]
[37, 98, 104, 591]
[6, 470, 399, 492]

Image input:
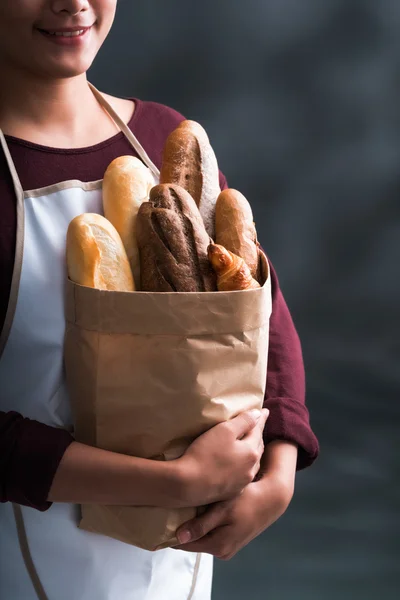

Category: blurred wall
[90, 1, 399, 598]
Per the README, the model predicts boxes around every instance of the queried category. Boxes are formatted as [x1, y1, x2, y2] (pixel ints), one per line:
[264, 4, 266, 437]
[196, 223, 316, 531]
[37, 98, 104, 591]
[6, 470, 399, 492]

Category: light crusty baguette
[136, 184, 216, 292]
[160, 120, 220, 238]
[207, 244, 260, 291]
[67, 213, 135, 291]
[103, 156, 154, 288]
[215, 189, 259, 280]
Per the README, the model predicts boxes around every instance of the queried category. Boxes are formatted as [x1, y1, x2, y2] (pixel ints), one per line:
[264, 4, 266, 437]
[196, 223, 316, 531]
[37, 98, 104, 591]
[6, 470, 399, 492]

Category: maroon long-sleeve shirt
[0, 98, 319, 511]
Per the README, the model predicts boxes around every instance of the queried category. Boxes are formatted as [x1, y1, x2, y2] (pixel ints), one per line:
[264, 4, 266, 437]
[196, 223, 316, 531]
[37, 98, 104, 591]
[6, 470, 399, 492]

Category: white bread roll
[103, 156, 154, 288]
[67, 213, 135, 291]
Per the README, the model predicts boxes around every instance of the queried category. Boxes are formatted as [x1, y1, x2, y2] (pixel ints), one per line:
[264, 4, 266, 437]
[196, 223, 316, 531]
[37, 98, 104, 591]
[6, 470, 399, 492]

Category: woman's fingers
[226, 409, 262, 439]
[176, 503, 227, 545]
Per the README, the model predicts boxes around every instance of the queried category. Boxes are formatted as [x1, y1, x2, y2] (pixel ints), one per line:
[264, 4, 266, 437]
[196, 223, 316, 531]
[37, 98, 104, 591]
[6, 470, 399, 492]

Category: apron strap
[88, 82, 161, 181]
[0, 84, 161, 186]
[187, 554, 202, 600]
[0, 130, 25, 362]
[12, 504, 49, 600]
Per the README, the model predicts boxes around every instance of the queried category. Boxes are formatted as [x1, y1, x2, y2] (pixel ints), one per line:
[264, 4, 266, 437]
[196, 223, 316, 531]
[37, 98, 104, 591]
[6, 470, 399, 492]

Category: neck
[0, 64, 116, 147]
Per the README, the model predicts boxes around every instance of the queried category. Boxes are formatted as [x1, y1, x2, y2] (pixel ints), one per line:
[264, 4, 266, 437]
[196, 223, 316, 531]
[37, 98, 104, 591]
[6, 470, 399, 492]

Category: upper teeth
[48, 30, 85, 37]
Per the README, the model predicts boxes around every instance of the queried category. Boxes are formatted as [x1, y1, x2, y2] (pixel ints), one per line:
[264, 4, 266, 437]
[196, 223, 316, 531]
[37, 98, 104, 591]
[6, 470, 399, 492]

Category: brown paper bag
[64, 254, 272, 551]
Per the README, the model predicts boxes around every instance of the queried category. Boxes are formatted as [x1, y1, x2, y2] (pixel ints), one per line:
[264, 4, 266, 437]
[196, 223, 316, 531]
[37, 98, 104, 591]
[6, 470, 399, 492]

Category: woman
[0, 1, 319, 599]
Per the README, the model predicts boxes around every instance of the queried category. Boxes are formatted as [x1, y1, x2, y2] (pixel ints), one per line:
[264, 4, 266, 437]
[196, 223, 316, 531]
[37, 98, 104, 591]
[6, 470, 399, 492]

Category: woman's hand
[175, 408, 269, 507]
[48, 408, 268, 509]
[174, 440, 297, 559]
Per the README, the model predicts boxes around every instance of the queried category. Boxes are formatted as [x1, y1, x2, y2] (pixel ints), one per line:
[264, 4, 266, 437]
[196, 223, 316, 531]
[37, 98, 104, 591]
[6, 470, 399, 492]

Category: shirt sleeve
[218, 177, 319, 470]
[262, 262, 319, 470]
[0, 411, 73, 510]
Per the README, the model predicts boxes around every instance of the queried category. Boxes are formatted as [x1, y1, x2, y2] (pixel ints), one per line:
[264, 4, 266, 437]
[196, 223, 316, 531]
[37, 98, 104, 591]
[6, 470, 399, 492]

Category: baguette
[103, 155, 154, 288]
[215, 189, 259, 280]
[160, 120, 220, 238]
[67, 213, 135, 291]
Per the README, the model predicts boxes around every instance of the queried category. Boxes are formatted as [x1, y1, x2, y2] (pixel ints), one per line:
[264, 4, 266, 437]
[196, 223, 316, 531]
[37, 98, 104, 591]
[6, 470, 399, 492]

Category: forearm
[260, 440, 297, 487]
[47, 441, 185, 508]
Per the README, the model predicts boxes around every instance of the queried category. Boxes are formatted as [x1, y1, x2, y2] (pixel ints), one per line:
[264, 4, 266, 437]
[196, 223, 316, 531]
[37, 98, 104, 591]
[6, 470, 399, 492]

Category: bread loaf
[208, 244, 260, 291]
[215, 189, 259, 280]
[103, 155, 154, 288]
[67, 213, 135, 291]
[136, 184, 216, 292]
[160, 120, 220, 238]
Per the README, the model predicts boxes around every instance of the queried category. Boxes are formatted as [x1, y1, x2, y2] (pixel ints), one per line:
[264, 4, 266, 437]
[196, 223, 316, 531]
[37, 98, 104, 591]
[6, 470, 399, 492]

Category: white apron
[0, 83, 213, 600]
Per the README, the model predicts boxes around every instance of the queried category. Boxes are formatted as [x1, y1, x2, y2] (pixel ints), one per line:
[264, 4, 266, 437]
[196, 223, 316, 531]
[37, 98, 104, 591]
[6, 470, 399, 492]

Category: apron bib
[0, 83, 213, 600]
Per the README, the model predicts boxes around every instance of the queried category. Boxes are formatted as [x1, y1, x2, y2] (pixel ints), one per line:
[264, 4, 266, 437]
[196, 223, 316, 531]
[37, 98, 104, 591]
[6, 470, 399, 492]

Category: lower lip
[37, 27, 91, 46]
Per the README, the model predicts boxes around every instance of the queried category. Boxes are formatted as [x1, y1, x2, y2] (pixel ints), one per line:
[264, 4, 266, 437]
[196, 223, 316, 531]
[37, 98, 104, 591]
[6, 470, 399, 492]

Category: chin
[36, 55, 96, 80]
[48, 63, 93, 79]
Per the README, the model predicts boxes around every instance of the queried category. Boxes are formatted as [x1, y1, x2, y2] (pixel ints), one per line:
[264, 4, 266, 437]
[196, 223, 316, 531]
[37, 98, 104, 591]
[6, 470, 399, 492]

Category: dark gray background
[90, 1, 399, 598]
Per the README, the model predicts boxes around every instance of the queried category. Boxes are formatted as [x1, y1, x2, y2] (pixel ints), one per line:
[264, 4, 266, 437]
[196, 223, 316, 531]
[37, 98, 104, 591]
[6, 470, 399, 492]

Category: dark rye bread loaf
[136, 184, 217, 292]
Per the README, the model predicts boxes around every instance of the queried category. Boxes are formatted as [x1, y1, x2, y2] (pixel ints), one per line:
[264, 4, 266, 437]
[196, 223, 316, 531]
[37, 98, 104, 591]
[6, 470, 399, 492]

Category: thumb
[228, 409, 262, 439]
[176, 504, 226, 545]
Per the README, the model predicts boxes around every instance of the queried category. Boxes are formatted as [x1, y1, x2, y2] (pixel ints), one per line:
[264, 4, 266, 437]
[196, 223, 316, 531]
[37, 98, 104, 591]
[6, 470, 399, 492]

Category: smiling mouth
[37, 27, 92, 38]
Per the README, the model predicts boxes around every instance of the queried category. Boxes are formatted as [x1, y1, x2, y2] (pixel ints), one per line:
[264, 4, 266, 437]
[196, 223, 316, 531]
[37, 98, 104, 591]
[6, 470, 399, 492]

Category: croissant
[207, 244, 261, 291]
